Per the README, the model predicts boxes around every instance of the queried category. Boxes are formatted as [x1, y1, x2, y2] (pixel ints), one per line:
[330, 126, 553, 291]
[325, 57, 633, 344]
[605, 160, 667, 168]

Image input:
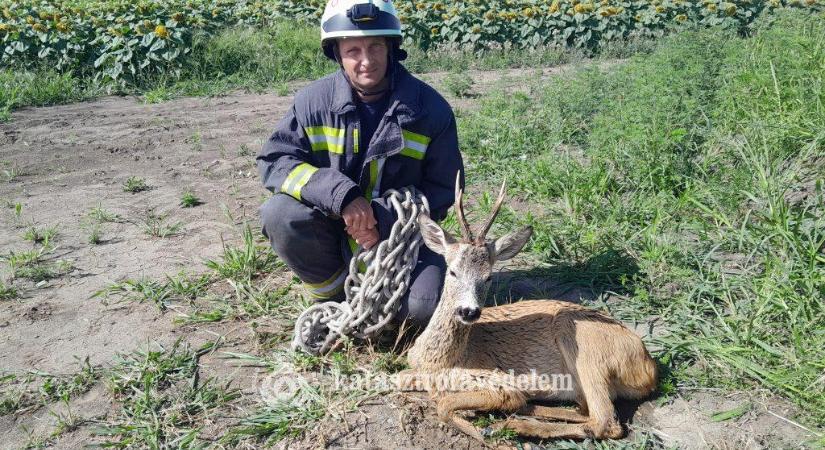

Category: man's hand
[350, 227, 379, 250]
[342, 196, 379, 249]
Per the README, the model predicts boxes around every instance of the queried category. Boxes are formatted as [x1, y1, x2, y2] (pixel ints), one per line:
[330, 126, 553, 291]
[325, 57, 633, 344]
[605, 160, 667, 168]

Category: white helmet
[320, 0, 404, 61]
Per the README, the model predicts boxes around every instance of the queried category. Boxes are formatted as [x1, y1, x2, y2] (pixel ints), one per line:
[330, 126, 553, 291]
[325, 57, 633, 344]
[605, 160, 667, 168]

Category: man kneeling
[256, 0, 464, 327]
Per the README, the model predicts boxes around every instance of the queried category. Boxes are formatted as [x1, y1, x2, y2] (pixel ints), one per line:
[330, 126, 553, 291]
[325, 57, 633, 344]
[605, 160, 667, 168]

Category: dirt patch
[0, 65, 816, 448]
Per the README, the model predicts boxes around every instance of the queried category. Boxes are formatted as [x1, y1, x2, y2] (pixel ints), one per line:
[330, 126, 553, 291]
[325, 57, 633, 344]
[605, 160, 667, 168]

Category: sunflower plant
[0, 0, 821, 84]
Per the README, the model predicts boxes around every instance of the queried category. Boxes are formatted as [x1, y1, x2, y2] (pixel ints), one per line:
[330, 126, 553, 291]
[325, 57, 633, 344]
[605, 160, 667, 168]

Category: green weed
[237, 143, 253, 157]
[0, 68, 93, 114]
[95, 278, 173, 311]
[141, 85, 173, 104]
[96, 340, 239, 448]
[95, 272, 210, 312]
[122, 176, 149, 193]
[180, 190, 202, 208]
[14, 260, 73, 283]
[22, 225, 59, 246]
[142, 213, 184, 238]
[205, 225, 281, 282]
[2, 166, 21, 182]
[87, 224, 102, 245]
[0, 280, 18, 300]
[220, 394, 325, 445]
[443, 72, 474, 98]
[219, 350, 367, 446]
[88, 203, 122, 223]
[2, 247, 71, 282]
[38, 358, 99, 404]
[0, 358, 100, 416]
[188, 130, 202, 152]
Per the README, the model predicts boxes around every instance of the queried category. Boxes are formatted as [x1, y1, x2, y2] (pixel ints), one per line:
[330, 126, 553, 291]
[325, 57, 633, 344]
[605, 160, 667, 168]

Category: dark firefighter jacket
[257, 63, 464, 247]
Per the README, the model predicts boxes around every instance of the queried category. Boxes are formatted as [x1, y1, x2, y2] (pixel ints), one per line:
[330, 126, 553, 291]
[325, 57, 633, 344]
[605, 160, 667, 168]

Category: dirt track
[0, 68, 816, 449]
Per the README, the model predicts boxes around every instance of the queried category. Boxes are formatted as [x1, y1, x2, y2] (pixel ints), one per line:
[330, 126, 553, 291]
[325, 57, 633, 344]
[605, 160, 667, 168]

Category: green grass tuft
[179, 190, 202, 208]
[88, 203, 122, 223]
[96, 340, 239, 448]
[22, 225, 59, 246]
[141, 213, 184, 238]
[0, 280, 18, 301]
[122, 176, 149, 194]
[205, 225, 282, 282]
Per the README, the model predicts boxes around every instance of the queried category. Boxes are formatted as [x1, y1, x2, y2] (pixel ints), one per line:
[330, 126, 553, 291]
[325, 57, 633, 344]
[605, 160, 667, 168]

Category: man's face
[338, 36, 389, 92]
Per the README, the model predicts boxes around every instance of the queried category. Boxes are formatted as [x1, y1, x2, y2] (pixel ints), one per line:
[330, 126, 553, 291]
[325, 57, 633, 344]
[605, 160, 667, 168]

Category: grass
[87, 223, 102, 245]
[13, 201, 22, 221]
[88, 203, 122, 223]
[22, 225, 58, 246]
[457, 10, 825, 428]
[0, 280, 18, 300]
[1, 247, 72, 282]
[0, 358, 99, 416]
[2, 166, 21, 182]
[0, 68, 97, 121]
[122, 176, 149, 193]
[442, 71, 475, 98]
[95, 272, 211, 312]
[179, 190, 202, 208]
[141, 212, 184, 238]
[95, 340, 239, 448]
[205, 224, 282, 282]
[219, 349, 368, 447]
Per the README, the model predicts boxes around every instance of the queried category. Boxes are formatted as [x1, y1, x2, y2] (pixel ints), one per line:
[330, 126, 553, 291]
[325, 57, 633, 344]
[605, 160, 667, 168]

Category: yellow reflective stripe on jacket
[365, 159, 380, 201]
[400, 129, 431, 160]
[304, 266, 347, 299]
[353, 128, 359, 154]
[305, 126, 346, 154]
[280, 163, 318, 201]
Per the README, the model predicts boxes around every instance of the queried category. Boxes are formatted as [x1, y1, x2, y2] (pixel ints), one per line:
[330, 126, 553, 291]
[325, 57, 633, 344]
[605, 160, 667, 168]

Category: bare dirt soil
[0, 67, 817, 449]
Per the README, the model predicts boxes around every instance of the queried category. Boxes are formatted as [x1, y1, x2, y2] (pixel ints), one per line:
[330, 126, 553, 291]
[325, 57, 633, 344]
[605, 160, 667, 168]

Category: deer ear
[493, 226, 533, 261]
[418, 214, 456, 255]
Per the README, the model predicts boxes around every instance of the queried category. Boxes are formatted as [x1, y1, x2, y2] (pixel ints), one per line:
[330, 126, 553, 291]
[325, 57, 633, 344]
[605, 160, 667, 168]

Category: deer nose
[456, 306, 481, 323]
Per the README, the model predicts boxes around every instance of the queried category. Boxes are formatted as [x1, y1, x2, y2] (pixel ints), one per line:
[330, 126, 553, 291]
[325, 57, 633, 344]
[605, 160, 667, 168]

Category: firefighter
[257, 0, 464, 326]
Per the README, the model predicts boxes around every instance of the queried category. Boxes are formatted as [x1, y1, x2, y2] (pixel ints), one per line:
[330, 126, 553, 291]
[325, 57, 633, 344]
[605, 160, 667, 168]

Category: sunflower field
[0, 0, 821, 84]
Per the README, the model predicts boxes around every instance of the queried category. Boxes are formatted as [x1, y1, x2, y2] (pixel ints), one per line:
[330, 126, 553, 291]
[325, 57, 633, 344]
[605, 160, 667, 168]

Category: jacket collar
[330, 64, 423, 123]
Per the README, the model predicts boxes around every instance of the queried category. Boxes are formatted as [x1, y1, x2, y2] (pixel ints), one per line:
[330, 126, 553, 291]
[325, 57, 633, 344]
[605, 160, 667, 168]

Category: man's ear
[492, 226, 533, 261]
[418, 214, 456, 256]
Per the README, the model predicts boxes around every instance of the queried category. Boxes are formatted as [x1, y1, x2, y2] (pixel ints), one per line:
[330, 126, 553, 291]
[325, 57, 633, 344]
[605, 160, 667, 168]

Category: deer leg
[517, 404, 589, 423]
[490, 417, 591, 439]
[571, 364, 624, 439]
[556, 328, 623, 439]
[436, 389, 528, 442]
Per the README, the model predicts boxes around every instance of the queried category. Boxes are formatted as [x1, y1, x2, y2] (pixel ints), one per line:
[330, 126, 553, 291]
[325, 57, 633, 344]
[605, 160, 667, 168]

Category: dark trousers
[260, 194, 444, 327]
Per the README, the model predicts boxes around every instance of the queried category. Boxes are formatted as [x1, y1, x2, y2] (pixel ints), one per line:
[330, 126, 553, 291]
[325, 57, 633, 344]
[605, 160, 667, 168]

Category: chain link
[292, 187, 430, 355]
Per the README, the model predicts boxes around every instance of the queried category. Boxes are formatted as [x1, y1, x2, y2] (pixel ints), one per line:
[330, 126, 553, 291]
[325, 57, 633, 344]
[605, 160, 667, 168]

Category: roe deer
[403, 177, 657, 441]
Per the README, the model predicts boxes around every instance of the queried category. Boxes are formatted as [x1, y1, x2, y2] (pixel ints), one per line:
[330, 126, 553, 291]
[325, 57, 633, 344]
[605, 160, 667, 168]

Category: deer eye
[449, 270, 457, 278]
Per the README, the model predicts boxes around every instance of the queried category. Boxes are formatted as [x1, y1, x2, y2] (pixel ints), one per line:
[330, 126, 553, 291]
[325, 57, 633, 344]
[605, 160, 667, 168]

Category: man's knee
[259, 194, 316, 242]
[399, 261, 444, 327]
[404, 293, 439, 327]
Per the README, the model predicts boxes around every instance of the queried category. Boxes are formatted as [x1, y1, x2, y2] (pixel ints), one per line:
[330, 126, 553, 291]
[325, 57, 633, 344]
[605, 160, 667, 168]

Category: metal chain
[292, 187, 430, 355]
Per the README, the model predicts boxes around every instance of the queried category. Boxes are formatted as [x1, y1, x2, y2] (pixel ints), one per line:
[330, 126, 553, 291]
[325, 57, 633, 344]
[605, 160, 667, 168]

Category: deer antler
[476, 179, 506, 243]
[454, 172, 474, 242]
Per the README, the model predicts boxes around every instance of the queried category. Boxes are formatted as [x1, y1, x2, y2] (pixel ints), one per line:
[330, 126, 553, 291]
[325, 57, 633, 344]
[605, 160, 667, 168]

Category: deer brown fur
[403, 177, 657, 442]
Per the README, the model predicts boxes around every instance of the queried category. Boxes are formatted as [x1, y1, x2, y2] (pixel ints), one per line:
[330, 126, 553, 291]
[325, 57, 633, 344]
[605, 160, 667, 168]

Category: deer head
[418, 175, 533, 326]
